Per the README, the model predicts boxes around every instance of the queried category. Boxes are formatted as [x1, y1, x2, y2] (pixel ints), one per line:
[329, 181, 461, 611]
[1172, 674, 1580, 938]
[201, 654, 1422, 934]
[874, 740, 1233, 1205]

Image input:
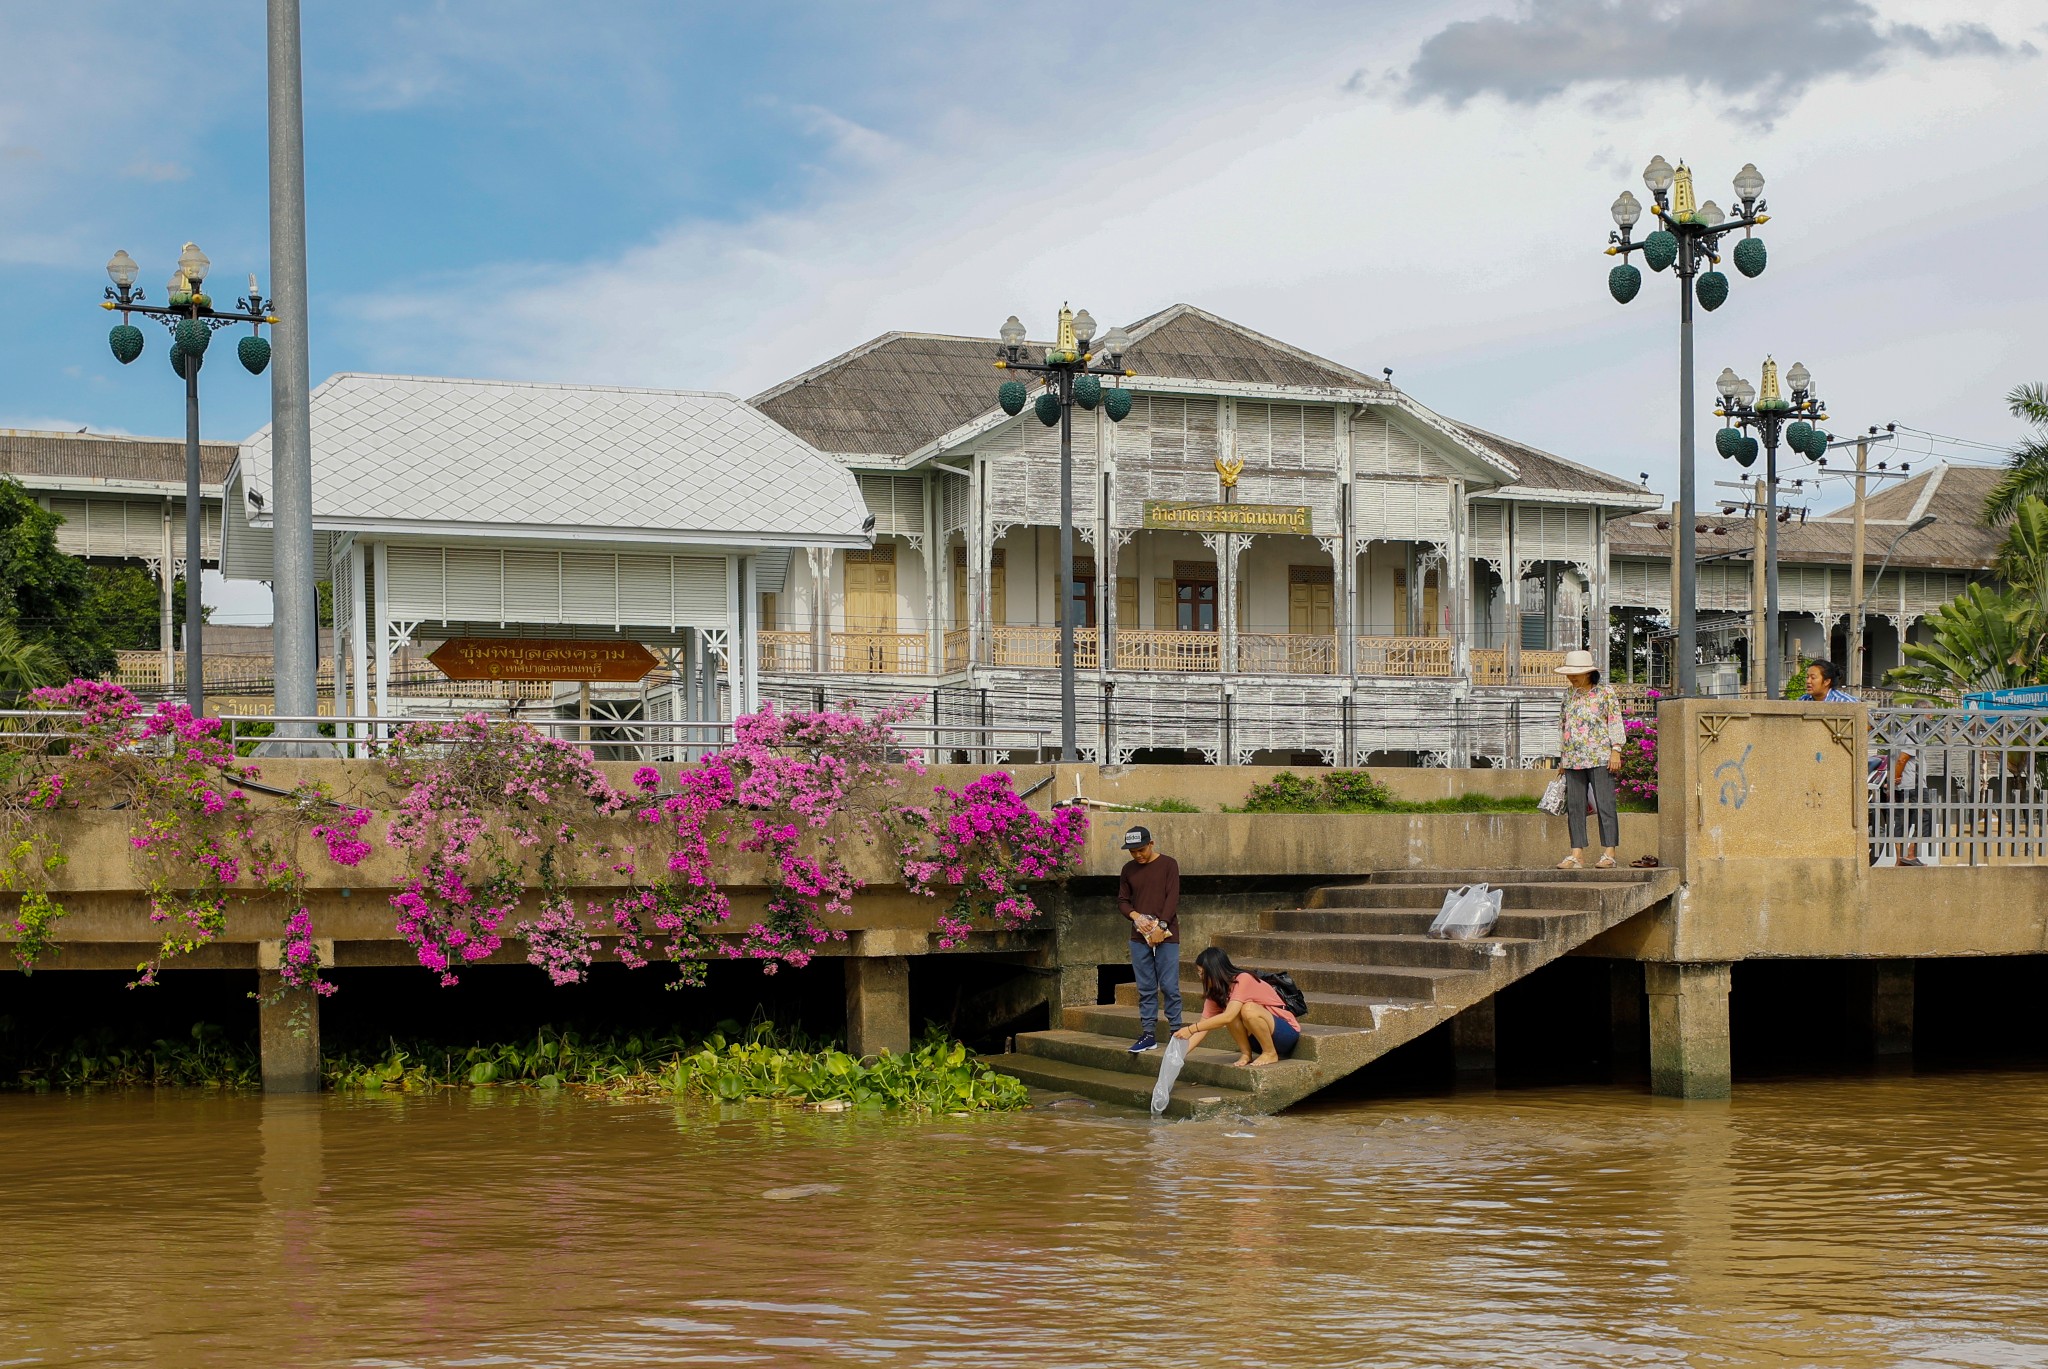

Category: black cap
[1122, 825, 1153, 850]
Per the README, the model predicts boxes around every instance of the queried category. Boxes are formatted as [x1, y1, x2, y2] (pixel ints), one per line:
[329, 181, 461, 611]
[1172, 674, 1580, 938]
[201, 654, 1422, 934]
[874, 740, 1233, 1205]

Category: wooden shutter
[1116, 577, 1139, 630]
[1154, 579, 1176, 631]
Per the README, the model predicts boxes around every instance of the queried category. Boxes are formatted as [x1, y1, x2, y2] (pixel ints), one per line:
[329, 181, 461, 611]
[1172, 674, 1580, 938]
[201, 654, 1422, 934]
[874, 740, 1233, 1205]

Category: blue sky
[6, 1, 2048, 622]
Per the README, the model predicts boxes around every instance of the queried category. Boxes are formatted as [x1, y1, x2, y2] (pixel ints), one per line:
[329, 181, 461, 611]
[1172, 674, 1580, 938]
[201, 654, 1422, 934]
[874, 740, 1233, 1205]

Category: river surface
[3, 1070, 2046, 1367]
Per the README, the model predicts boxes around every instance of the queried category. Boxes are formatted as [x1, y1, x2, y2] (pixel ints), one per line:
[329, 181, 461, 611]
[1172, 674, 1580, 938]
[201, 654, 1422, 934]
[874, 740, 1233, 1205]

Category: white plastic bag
[1430, 883, 1502, 940]
[1539, 774, 1568, 816]
[1150, 1035, 1194, 1115]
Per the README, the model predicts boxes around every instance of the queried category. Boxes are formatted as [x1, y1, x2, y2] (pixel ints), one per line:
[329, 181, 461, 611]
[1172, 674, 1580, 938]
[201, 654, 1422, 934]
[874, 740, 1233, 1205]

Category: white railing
[1357, 635, 1455, 678]
[1868, 707, 2048, 867]
[0, 710, 1050, 767]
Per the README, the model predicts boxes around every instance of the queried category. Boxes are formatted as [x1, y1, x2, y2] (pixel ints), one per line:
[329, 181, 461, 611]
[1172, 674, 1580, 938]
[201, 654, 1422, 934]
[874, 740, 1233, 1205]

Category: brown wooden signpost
[427, 637, 658, 683]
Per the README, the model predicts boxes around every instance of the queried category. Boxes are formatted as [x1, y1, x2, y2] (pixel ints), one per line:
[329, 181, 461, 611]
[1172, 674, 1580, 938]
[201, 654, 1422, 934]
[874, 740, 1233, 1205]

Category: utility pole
[268, 0, 319, 738]
[1848, 436, 1869, 688]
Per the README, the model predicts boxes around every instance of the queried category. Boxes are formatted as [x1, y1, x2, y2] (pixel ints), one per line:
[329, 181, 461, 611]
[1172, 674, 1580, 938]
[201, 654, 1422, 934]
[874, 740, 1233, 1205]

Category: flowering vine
[0, 682, 1088, 996]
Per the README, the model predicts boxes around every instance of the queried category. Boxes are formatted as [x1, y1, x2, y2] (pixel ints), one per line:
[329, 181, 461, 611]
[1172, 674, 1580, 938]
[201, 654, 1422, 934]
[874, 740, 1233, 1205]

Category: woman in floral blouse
[1554, 648, 1624, 869]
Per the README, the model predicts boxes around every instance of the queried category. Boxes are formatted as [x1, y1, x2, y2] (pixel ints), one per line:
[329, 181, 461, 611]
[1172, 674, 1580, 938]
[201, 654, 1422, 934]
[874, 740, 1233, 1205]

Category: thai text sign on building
[1141, 500, 1313, 536]
[428, 637, 658, 682]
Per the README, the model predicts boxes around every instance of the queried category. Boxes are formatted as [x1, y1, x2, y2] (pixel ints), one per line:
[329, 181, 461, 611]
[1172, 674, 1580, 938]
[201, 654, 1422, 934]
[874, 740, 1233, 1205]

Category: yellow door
[1288, 579, 1334, 672]
[1154, 580, 1176, 632]
[951, 547, 966, 628]
[844, 551, 897, 670]
[1117, 577, 1140, 631]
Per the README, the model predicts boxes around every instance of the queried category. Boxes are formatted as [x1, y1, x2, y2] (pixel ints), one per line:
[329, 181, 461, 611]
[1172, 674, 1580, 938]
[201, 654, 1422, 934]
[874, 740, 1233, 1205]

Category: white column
[347, 539, 369, 745]
[371, 541, 392, 735]
[1591, 514, 1611, 663]
[724, 554, 741, 718]
[740, 555, 759, 716]
[1337, 408, 1356, 680]
[159, 501, 176, 689]
[1448, 481, 1471, 680]
[924, 475, 942, 673]
[968, 455, 987, 667]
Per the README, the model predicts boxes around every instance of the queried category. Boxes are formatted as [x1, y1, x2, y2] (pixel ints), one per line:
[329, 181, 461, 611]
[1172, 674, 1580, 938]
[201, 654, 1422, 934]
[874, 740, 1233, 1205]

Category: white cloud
[347, 5, 2048, 513]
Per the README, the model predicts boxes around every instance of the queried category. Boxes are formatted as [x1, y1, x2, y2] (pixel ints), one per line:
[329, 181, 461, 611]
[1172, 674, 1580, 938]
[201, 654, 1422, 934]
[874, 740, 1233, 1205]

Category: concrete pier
[844, 955, 911, 1058]
[1863, 960, 1915, 1056]
[1452, 994, 1496, 1073]
[1609, 960, 1645, 1064]
[1646, 962, 1731, 1099]
[257, 970, 322, 1093]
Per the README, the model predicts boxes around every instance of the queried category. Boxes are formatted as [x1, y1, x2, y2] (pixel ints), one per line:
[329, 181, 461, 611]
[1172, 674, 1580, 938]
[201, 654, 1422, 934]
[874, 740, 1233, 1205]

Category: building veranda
[750, 304, 1664, 765]
[222, 373, 870, 738]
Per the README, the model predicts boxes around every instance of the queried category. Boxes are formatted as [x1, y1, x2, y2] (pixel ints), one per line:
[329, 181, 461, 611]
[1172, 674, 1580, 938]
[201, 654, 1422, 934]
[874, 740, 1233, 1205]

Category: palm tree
[0, 624, 65, 701]
[1888, 583, 2044, 701]
[1984, 382, 2048, 525]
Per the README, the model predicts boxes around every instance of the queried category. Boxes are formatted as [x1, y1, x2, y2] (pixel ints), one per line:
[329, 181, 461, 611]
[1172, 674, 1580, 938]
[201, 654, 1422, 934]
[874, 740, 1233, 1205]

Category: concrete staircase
[989, 867, 1678, 1118]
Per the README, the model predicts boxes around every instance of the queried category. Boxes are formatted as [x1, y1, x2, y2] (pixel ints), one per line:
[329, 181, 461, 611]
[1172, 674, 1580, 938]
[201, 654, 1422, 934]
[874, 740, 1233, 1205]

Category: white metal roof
[234, 373, 870, 550]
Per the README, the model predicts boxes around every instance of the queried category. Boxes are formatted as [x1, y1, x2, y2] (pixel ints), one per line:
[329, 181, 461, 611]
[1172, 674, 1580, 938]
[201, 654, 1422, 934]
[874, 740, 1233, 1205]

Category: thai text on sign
[427, 637, 659, 682]
[1140, 501, 1313, 536]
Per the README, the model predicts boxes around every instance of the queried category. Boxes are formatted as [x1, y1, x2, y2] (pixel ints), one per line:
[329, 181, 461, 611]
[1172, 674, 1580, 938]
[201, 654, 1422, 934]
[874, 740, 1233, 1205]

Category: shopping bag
[1539, 775, 1568, 816]
[1430, 883, 1502, 940]
[1150, 1035, 1193, 1115]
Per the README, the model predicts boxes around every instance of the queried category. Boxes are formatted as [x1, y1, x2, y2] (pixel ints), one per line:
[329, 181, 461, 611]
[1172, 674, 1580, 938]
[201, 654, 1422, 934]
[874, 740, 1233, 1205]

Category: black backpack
[1256, 970, 1309, 1021]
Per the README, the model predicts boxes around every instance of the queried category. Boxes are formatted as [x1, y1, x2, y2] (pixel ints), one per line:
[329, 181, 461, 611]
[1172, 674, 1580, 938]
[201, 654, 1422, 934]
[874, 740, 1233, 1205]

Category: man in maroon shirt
[1117, 825, 1182, 1052]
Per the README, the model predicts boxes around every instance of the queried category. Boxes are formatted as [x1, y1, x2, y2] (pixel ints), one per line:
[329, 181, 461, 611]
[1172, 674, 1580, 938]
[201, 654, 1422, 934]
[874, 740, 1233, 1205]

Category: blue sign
[1963, 685, 2048, 711]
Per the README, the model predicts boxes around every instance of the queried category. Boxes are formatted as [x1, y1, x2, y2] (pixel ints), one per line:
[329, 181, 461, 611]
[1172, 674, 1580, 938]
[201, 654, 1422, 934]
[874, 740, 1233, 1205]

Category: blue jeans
[1131, 940, 1182, 1035]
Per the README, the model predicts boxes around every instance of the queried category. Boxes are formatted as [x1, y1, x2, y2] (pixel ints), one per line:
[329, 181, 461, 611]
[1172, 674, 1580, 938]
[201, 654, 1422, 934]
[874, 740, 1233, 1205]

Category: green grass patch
[1117, 796, 1202, 813]
[1227, 770, 1655, 815]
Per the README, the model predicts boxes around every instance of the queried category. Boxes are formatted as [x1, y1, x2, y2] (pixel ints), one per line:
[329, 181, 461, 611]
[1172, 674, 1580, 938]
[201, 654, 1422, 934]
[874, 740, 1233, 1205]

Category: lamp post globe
[1604, 155, 1774, 695]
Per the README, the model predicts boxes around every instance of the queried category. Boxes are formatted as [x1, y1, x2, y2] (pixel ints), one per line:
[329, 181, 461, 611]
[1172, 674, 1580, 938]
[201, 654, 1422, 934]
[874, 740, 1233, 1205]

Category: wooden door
[1287, 580, 1333, 635]
[844, 549, 897, 670]
[1117, 577, 1140, 632]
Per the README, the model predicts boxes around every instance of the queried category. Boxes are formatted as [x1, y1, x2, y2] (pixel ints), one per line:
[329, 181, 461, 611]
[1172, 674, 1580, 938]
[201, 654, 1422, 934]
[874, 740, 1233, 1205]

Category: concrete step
[1316, 880, 1656, 912]
[1063, 1003, 1355, 1062]
[1366, 867, 1662, 886]
[1169, 956, 1474, 1004]
[1219, 928, 1531, 970]
[1019, 1028, 1321, 1095]
[1110, 978, 1429, 1029]
[1265, 906, 1590, 938]
[983, 1050, 1254, 1119]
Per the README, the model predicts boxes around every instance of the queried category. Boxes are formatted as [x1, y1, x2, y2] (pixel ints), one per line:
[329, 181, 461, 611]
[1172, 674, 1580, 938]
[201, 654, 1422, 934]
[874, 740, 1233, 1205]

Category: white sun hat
[1554, 649, 1599, 676]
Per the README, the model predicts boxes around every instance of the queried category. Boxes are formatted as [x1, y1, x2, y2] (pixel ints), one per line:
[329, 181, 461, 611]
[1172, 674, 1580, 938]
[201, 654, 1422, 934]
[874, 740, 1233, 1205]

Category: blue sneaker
[1128, 1032, 1158, 1054]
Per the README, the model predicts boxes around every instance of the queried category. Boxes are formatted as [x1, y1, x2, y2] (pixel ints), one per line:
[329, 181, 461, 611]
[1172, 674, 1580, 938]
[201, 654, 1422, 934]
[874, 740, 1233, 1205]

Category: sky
[4, 0, 2046, 623]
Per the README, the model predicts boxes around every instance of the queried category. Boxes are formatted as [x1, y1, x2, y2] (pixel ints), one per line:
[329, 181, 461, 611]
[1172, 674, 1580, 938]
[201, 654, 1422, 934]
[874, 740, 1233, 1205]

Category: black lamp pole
[1604, 156, 1773, 696]
[101, 245, 276, 715]
[1713, 358, 1828, 698]
[994, 306, 1135, 761]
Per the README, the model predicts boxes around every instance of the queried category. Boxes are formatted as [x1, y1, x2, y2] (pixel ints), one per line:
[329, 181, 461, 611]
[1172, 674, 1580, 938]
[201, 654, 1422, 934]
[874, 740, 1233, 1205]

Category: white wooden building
[751, 305, 1664, 764]
[222, 374, 869, 727]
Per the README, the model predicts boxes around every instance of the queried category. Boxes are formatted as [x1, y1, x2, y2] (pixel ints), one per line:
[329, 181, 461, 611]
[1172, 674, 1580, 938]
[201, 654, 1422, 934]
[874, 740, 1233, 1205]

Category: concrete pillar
[1646, 961, 1732, 1099]
[1609, 960, 1645, 1064]
[845, 956, 911, 1058]
[257, 970, 322, 1093]
[1057, 962, 1100, 1011]
[1452, 995, 1496, 1073]
[1863, 959, 1914, 1057]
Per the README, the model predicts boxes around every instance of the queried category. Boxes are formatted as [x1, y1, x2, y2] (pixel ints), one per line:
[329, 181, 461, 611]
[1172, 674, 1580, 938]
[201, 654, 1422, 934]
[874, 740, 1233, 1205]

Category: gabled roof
[1447, 422, 1661, 505]
[752, 304, 1658, 509]
[1605, 464, 2002, 572]
[751, 303, 1394, 460]
[234, 374, 868, 550]
[1, 428, 236, 495]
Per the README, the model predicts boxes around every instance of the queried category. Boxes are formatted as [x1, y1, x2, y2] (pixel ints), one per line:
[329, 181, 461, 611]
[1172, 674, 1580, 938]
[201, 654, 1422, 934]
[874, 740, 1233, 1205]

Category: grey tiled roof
[0, 429, 236, 489]
[751, 304, 1392, 459]
[1447, 422, 1657, 499]
[237, 374, 869, 547]
[1606, 464, 2002, 571]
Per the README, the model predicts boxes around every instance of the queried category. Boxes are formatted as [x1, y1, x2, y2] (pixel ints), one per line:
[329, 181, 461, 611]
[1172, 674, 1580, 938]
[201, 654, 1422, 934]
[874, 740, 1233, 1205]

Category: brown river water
[4, 1071, 2047, 1368]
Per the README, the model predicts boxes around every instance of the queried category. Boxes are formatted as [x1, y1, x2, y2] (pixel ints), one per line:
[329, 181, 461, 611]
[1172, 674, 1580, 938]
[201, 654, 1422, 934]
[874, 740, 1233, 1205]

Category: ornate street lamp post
[1605, 156, 1772, 696]
[1713, 357, 1827, 697]
[101, 244, 277, 714]
[993, 306, 1135, 761]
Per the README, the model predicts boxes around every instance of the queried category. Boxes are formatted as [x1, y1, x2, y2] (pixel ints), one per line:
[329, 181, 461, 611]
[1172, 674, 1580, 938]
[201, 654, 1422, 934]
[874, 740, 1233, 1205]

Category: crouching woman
[1174, 947, 1301, 1067]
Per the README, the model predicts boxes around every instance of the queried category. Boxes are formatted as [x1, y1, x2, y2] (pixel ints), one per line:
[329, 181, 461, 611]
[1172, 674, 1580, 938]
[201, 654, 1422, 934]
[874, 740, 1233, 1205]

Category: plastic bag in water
[1150, 1035, 1193, 1115]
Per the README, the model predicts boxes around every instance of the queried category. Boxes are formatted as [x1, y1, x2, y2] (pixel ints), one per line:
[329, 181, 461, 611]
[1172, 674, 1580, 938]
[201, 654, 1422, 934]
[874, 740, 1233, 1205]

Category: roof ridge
[317, 372, 740, 402]
[0, 427, 237, 447]
[1127, 304, 1391, 390]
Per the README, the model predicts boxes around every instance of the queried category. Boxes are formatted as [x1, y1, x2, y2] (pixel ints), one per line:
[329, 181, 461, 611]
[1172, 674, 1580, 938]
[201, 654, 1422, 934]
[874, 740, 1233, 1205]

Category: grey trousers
[1566, 766, 1620, 849]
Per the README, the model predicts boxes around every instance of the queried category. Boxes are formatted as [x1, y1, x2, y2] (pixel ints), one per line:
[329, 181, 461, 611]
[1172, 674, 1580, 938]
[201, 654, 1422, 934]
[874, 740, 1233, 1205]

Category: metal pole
[1750, 477, 1767, 696]
[1849, 436, 1870, 688]
[1764, 437, 1782, 698]
[267, 0, 319, 736]
[1676, 241, 1699, 697]
[1057, 371, 1076, 761]
[182, 356, 204, 715]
